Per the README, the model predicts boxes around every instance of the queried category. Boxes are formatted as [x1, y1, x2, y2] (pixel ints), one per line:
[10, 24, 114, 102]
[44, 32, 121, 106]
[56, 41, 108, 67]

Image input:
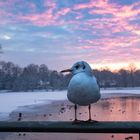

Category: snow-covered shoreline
[1, 87, 140, 94]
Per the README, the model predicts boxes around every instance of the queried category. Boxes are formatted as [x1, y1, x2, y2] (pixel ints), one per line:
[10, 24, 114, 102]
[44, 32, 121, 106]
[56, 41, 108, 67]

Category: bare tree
[0, 44, 3, 63]
[118, 69, 129, 87]
[128, 63, 136, 87]
[38, 64, 50, 89]
[1, 61, 140, 91]
[0, 44, 3, 54]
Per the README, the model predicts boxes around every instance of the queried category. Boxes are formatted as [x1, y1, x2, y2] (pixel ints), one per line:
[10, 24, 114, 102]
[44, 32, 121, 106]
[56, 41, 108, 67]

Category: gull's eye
[83, 65, 85, 69]
[75, 65, 79, 69]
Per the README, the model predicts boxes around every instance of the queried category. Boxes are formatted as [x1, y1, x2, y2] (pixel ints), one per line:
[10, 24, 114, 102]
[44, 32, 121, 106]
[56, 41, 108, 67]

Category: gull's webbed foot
[72, 119, 85, 124]
[86, 119, 98, 123]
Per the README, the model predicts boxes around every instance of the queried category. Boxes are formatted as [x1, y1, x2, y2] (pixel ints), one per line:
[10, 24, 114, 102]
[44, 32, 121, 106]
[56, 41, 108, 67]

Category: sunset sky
[0, 0, 140, 71]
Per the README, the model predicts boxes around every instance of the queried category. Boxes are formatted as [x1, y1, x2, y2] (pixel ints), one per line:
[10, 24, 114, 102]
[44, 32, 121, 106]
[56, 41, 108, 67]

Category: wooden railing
[0, 121, 139, 136]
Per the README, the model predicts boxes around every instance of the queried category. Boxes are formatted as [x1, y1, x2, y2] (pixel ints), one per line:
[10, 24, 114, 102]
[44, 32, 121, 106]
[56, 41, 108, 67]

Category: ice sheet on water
[101, 89, 140, 94]
[0, 91, 67, 120]
[0, 88, 140, 120]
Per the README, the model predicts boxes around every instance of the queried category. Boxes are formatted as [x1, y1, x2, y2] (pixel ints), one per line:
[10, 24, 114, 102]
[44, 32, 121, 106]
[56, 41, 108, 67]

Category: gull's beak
[60, 69, 72, 73]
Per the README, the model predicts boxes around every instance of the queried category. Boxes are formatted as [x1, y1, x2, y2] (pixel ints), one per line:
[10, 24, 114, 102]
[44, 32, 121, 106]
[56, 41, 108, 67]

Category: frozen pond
[0, 89, 140, 140]
[0, 89, 140, 120]
[0, 91, 67, 120]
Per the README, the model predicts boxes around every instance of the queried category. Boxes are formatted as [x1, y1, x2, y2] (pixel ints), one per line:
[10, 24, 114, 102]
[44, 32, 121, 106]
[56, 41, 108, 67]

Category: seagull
[61, 61, 101, 122]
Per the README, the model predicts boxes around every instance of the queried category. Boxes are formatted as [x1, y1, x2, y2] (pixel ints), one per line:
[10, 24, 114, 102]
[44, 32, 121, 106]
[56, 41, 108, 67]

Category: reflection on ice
[93, 97, 140, 121]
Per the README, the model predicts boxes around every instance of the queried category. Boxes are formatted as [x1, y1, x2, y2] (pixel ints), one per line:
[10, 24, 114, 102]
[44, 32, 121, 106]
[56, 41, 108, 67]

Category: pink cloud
[77, 46, 93, 49]
[44, 1, 56, 9]
[0, 0, 39, 25]
[56, 8, 71, 16]
[0, 0, 78, 27]
[115, 2, 140, 19]
[19, 12, 55, 26]
[54, 8, 71, 20]
[74, 0, 109, 10]
[1, 0, 140, 31]
[74, 0, 140, 20]
[75, 12, 83, 20]
[7, 0, 140, 57]
[87, 45, 140, 67]
[7, 1, 72, 26]
[0, 0, 37, 12]
[73, 0, 140, 37]
[0, 1, 9, 7]
[77, 33, 140, 59]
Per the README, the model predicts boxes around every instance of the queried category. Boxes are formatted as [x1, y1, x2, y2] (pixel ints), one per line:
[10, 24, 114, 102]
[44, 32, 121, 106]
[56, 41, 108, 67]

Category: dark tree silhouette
[0, 44, 2, 54]
[128, 63, 136, 87]
[0, 61, 140, 92]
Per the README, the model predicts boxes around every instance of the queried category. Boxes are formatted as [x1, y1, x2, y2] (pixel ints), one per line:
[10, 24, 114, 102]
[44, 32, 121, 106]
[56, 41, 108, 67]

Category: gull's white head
[61, 61, 93, 75]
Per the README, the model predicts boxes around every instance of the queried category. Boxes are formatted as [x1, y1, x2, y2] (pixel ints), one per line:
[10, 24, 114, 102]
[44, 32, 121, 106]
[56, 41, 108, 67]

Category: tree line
[0, 61, 140, 92]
